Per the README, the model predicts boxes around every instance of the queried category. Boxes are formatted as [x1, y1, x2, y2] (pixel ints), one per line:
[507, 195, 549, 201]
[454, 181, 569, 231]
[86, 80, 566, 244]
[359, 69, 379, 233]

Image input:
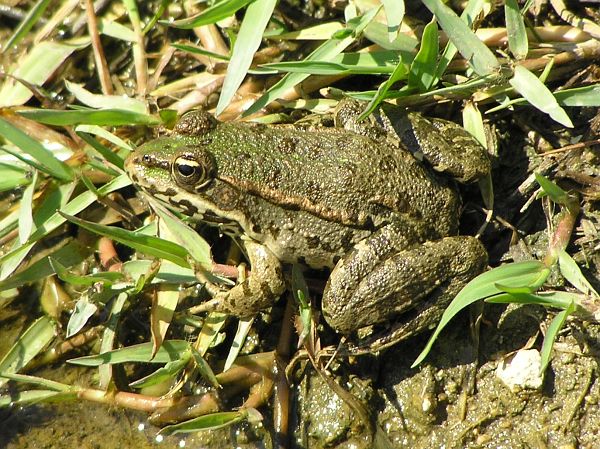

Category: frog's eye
[173, 155, 213, 189]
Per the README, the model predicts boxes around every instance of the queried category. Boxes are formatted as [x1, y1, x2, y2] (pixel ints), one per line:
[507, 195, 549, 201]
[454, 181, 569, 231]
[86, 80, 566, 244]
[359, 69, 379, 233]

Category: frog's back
[209, 121, 460, 237]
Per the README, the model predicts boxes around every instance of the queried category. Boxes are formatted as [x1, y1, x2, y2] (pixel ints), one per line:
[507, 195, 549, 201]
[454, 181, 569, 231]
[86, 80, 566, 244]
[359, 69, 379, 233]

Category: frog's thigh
[322, 236, 487, 335]
[217, 240, 286, 317]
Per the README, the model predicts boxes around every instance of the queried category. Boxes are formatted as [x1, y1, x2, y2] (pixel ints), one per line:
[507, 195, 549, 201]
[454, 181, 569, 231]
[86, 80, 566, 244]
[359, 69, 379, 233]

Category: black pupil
[177, 163, 195, 177]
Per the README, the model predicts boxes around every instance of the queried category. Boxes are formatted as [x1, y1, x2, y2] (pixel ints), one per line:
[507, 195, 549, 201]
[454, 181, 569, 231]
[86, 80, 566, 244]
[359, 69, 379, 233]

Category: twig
[85, 0, 113, 95]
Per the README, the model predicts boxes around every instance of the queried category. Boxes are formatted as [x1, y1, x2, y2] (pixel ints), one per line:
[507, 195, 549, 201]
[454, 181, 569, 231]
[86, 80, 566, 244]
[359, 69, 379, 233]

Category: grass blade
[0, 316, 56, 388]
[381, 0, 404, 41]
[244, 7, 380, 117]
[18, 170, 38, 244]
[412, 260, 550, 367]
[66, 299, 98, 338]
[68, 340, 192, 365]
[49, 257, 123, 286]
[540, 300, 576, 374]
[3, 0, 52, 51]
[0, 38, 89, 107]
[0, 163, 29, 192]
[224, 316, 254, 371]
[216, 0, 278, 115]
[160, 411, 245, 435]
[59, 212, 191, 268]
[505, 0, 528, 59]
[151, 283, 180, 356]
[408, 18, 439, 92]
[0, 118, 74, 181]
[150, 198, 213, 270]
[17, 108, 160, 126]
[0, 390, 77, 407]
[509, 65, 573, 128]
[421, 0, 499, 76]
[167, 0, 255, 29]
[65, 80, 148, 113]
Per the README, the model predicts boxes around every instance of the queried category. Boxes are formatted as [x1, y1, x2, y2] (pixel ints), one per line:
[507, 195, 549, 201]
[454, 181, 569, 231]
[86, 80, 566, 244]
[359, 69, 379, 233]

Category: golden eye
[173, 156, 204, 185]
[172, 153, 215, 190]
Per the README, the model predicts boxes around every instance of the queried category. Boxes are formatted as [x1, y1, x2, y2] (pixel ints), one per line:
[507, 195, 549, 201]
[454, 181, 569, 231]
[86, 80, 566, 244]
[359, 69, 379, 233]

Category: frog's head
[125, 135, 247, 230]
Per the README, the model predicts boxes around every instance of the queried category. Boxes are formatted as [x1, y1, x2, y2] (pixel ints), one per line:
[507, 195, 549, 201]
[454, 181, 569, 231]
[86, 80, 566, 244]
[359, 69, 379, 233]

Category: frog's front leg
[322, 224, 487, 335]
[199, 239, 286, 317]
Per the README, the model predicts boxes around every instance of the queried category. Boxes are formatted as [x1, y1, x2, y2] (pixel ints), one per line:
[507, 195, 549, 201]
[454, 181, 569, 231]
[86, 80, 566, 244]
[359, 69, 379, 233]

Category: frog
[124, 100, 489, 342]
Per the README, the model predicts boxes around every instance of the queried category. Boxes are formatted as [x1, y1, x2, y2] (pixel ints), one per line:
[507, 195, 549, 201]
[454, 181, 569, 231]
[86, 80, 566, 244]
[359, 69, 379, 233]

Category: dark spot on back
[379, 155, 397, 173]
[278, 137, 298, 154]
[305, 235, 321, 249]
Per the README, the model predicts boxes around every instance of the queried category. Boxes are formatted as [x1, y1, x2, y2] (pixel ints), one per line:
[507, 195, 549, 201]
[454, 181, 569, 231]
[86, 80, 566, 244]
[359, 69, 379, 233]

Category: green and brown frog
[124, 100, 489, 341]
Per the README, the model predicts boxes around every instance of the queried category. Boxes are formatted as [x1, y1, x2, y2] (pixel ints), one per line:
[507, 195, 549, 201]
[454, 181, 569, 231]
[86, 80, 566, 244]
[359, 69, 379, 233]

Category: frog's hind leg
[322, 235, 487, 338]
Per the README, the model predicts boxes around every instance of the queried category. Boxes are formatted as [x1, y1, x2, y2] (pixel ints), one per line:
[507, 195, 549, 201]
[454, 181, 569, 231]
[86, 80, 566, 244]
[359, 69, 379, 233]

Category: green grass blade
[244, 7, 380, 117]
[216, 0, 278, 115]
[17, 108, 160, 126]
[3, 0, 53, 54]
[263, 50, 400, 75]
[129, 354, 190, 388]
[0, 373, 73, 392]
[0, 38, 90, 107]
[0, 174, 130, 280]
[224, 316, 254, 371]
[66, 299, 98, 338]
[76, 124, 133, 152]
[65, 80, 148, 113]
[434, 0, 485, 84]
[121, 260, 197, 285]
[0, 163, 29, 192]
[0, 390, 77, 407]
[381, 0, 404, 41]
[534, 172, 572, 205]
[505, 0, 528, 59]
[558, 250, 599, 297]
[191, 347, 220, 388]
[49, 257, 123, 287]
[59, 212, 191, 268]
[159, 411, 245, 435]
[98, 19, 136, 42]
[149, 198, 213, 270]
[357, 60, 409, 120]
[0, 316, 56, 388]
[0, 241, 91, 291]
[408, 18, 439, 92]
[421, 0, 499, 76]
[540, 300, 576, 374]
[0, 118, 73, 181]
[167, 0, 256, 28]
[170, 43, 230, 61]
[364, 20, 418, 53]
[509, 65, 573, 128]
[268, 21, 343, 40]
[18, 170, 38, 244]
[143, 0, 171, 34]
[412, 260, 550, 367]
[555, 83, 600, 106]
[68, 340, 192, 366]
[76, 130, 126, 170]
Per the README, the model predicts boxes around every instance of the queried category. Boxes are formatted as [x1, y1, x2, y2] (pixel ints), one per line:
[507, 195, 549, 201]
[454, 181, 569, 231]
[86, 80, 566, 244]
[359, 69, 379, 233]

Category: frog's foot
[194, 240, 286, 317]
[322, 235, 487, 336]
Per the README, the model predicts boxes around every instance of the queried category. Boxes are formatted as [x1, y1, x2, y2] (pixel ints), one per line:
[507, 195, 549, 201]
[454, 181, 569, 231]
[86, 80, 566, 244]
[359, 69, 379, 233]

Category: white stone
[496, 349, 544, 392]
